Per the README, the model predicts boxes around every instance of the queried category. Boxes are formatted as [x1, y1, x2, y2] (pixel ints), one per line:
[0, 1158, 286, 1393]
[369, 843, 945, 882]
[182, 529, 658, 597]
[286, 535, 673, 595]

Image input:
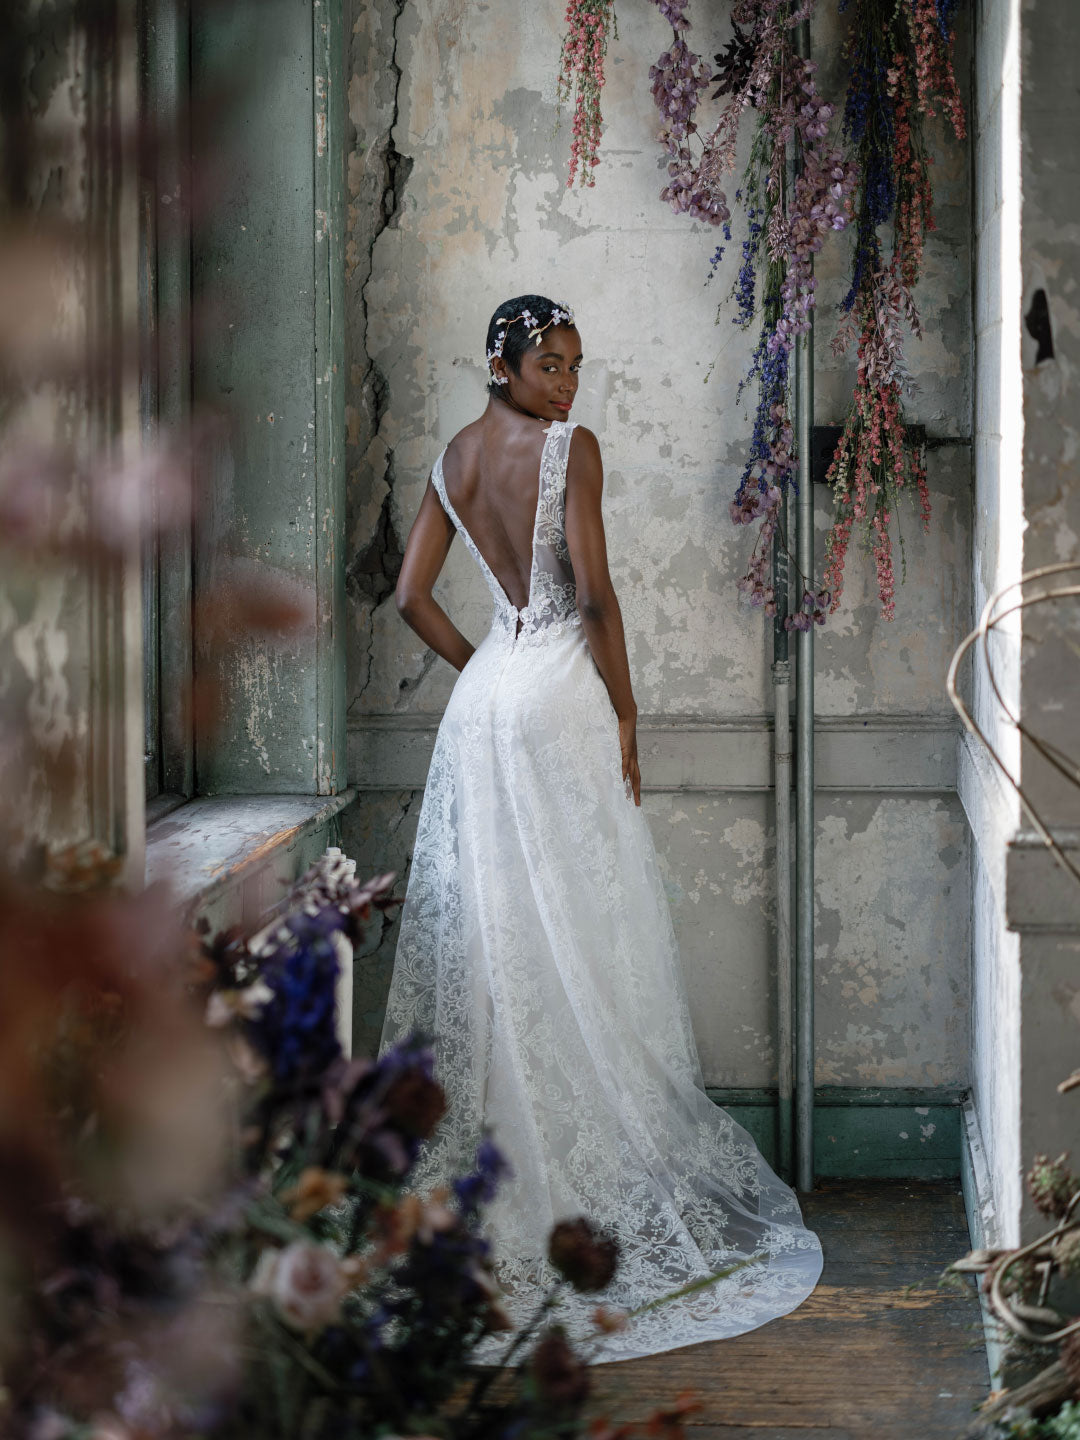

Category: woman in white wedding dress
[380, 294, 822, 1361]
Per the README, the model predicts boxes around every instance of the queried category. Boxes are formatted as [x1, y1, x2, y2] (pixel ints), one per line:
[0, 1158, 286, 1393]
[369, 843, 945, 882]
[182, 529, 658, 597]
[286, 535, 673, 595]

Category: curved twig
[946, 563, 1080, 890]
[987, 1192, 1080, 1345]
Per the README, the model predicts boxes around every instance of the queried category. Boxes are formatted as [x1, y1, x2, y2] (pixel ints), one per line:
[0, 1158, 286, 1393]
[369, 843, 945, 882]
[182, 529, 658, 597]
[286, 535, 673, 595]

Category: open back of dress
[381, 420, 822, 1362]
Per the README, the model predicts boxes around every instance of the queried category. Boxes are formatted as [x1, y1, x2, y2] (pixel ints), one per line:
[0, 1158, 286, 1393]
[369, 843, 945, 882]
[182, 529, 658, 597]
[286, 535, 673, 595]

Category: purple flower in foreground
[454, 1134, 512, 1214]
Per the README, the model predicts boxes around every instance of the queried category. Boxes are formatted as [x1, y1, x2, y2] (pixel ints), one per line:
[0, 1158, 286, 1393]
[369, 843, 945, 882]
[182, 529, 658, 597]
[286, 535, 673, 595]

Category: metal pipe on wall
[794, 13, 816, 1194]
[772, 490, 793, 1183]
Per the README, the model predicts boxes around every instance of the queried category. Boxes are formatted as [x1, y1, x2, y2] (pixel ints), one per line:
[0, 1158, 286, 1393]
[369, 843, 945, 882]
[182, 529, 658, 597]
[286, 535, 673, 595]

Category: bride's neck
[483, 394, 547, 430]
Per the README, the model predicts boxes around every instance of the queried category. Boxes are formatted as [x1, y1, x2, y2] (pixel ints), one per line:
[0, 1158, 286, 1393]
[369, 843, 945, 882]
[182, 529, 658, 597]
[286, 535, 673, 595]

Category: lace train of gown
[380, 420, 823, 1362]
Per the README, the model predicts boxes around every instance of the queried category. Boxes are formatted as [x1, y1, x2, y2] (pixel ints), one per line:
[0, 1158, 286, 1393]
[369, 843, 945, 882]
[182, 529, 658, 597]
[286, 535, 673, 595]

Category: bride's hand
[619, 714, 641, 807]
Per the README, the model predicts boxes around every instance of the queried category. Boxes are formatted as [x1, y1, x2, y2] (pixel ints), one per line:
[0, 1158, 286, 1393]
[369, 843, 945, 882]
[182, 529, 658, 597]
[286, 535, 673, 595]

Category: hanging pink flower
[557, 0, 618, 188]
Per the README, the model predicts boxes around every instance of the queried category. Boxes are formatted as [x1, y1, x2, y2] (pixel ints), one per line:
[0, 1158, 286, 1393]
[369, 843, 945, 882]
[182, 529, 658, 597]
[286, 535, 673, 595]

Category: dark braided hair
[484, 294, 577, 399]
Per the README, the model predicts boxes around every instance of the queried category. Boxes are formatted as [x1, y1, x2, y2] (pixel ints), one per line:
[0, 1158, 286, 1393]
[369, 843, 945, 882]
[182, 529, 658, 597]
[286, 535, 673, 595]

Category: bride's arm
[564, 427, 641, 805]
[394, 479, 477, 672]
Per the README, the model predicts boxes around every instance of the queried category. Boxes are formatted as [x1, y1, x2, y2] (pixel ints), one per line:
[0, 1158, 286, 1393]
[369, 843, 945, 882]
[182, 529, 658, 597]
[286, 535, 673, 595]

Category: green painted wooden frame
[177, 0, 348, 797]
[708, 1087, 965, 1181]
[313, 0, 348, 796]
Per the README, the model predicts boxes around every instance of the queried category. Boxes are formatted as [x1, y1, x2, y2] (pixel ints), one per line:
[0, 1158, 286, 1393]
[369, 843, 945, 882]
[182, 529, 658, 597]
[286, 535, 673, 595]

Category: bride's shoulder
[443, 416, 483, 458]
[567, 423, 602, 470]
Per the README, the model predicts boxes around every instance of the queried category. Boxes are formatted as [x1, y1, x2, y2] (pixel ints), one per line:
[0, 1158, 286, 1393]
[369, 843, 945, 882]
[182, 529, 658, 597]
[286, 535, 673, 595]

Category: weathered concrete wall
[1018, 3, 1080, 832]
[344, 0, 974, 1084]
[1012, 0, 1080, 1236]
[967, 0, 1023, 1247]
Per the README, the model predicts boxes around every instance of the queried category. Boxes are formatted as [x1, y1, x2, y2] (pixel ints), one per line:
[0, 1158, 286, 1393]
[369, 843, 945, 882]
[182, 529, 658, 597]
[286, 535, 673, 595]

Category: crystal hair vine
[487, 303, 575, 384]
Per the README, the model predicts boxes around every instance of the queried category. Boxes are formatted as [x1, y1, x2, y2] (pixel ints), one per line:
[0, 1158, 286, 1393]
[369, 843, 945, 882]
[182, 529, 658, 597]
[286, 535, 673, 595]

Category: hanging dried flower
[822, 0, 965, 619]
[557, 0, 618, 188]
[551, 0, 965, 625]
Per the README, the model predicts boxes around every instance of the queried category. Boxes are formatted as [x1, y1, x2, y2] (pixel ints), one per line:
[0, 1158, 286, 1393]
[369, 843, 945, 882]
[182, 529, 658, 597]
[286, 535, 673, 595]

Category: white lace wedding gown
[380, 419, 823, 1361]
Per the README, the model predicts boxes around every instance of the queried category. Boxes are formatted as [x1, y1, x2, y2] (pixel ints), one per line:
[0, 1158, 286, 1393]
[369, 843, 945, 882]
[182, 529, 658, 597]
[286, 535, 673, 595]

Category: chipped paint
[1, 15, 104, 867]
[237, 646, 274, 776]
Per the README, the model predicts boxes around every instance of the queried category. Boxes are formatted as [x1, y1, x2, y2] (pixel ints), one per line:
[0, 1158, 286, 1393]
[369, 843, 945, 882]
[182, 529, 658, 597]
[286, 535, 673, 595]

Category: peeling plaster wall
[647, 792, 969, 1089]
[344, 0, 974, 1083]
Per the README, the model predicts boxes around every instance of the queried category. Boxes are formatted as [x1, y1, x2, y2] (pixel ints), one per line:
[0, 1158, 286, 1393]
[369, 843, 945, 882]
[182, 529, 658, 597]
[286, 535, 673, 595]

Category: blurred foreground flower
[549, 1216, 621, 1293]
[249, 1239, 361, 1334]
[530, 1324, 591, 1410]
[3, 855, 721, 1440]
[0, 869, 235, 1430]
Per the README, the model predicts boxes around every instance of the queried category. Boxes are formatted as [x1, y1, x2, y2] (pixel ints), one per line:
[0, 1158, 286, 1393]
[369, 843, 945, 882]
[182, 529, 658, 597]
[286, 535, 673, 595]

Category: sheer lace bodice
[431, 420, 581, 645]
[381, 418, 822, 1363]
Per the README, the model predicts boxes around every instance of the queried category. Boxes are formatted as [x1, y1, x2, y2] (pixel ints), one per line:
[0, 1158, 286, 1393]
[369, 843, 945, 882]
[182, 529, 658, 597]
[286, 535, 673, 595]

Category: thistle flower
[1027, 1153, 1079, 1221]
[382, 1065, 447, 1139]
[548, 1216, 620, 1292]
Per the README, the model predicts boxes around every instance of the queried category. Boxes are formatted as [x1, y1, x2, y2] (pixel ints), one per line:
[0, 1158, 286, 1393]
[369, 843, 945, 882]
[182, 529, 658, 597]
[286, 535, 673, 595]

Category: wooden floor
[587, 1180, 990, 1440]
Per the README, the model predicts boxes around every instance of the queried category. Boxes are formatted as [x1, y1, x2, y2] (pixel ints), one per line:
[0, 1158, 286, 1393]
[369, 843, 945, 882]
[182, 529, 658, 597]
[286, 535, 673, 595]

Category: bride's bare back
[439, 412, 549, 612]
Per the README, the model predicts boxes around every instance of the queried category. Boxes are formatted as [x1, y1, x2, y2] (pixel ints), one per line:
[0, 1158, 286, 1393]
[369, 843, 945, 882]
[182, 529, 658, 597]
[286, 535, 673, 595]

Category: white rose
[250, 1241, 348, 1333]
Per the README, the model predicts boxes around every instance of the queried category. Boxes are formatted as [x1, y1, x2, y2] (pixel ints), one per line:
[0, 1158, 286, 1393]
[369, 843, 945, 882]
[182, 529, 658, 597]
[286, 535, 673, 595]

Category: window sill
[145, 790, 356, 924]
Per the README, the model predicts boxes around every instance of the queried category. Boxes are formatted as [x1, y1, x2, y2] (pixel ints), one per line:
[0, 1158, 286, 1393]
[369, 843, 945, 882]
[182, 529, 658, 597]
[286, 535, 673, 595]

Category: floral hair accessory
[487, 302, 576, 383]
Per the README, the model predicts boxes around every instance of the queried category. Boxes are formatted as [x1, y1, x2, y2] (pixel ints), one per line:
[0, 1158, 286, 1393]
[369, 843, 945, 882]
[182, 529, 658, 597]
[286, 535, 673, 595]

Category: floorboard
[585, 1180, 990, 1440]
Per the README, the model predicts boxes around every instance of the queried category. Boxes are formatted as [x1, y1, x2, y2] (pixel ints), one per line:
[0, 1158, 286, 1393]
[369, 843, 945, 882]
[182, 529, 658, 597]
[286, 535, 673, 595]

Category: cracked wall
[343, 0, 974, 1080]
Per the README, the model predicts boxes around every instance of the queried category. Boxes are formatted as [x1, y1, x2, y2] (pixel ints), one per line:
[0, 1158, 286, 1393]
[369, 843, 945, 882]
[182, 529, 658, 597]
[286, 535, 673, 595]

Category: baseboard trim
[961, 1095, 1004, 1384]
[705, 1086, 963, 1180]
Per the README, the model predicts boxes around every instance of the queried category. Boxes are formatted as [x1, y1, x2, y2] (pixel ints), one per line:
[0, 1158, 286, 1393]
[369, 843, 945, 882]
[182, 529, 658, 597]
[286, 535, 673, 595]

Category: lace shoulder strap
[529, 421, 578, 597]
[541, 420, 577, 501]
[430, 448, 451, 513]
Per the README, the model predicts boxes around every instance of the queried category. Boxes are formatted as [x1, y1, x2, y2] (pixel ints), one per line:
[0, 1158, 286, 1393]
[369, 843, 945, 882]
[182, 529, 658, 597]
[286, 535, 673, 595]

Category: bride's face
[504, 324, 582, 422]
